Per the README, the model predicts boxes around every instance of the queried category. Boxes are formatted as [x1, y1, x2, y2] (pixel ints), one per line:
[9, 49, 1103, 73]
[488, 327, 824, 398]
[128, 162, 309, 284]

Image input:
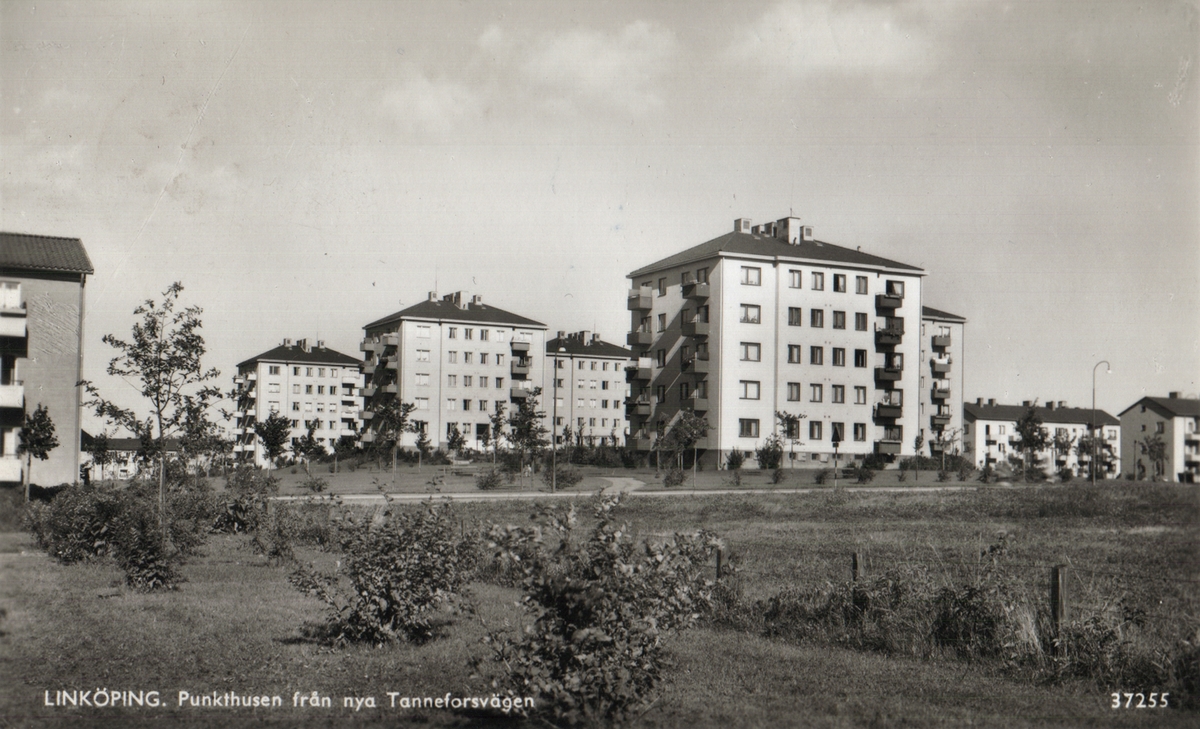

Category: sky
[2, 0, 1197, 431]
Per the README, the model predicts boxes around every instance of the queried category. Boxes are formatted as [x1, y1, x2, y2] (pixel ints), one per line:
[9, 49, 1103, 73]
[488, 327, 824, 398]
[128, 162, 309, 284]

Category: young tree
[775, 410, 808, 468]
[85, 431, 113, 482]
[80, 283, 222, 542]
[912, 432, 925, 482]
[488, 400, 508, 466]
[931, 427, 961, 472]
[412, 422, 431, 471]
[374, 399, 416, 482]
[291, 426, 326, 476]
[447, 424, 466, 457]
[254, 412, 292, 472]
[1139, 434, 1166, 481]
[18, 404, 59, 501]
[508, 388, 549, 488]
[1013, 404, 1050, 481]
[659, 411, 710, 486]
[1051, 430, 1076, 475]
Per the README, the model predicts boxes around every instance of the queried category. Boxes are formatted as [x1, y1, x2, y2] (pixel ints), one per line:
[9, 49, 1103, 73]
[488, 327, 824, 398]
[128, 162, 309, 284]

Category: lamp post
[551, 346, 565, 492]
[1092, 360, 1111, 486]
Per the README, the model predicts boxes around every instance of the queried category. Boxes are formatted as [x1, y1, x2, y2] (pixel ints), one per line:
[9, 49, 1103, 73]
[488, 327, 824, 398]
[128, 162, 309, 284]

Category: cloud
[520, 21, 678, 114]
[381, 64, 483, 132]
[727, 1, 931, 76]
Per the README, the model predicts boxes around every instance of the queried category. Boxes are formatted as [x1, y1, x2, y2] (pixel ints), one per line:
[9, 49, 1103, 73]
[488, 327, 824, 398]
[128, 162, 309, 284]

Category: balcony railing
[626, 366, 652, 382]
[875, 294, 903, 310]
[627, 289, 653, 311]
[626, 330, 653, 347]
[931, 414, 951, 427]
[0, 383, 24, 410]
[363, 362, 376, 375]
[510, 340, 531, 353]
[875, 366, 903, 381]
[931, 386, 951, 400]
[511, 360, 531, 376]
[682, 394, 709, 412]
[932, 334, 951, 348]
[626, 397, 651, 417]
[683, 352, 710, 374]
[681, 281, 710, 299]
[874, 403, 903, 419]
[361, 410, 374, 420]
[931, 360, 951, 374]
[875, 328, 903, 346]
[681, 320, 710, 338]
[875, 440, 902, 455]
[631, 432, 653, 451]
[510, 387, 531, 400]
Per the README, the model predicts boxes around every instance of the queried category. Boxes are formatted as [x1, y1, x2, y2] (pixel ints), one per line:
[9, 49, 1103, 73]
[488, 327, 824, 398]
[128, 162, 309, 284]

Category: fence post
[716, 548, 723, 580]
[1050, 565, 1068, 656]
[852, 552, 863, 582]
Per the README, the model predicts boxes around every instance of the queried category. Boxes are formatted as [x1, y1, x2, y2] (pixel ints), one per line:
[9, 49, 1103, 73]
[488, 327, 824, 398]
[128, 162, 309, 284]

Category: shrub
[475, 469, 505, 491]
[937, 469, 951, 482]
[619, 448, 644, 469]
[290, 501, 474, 645]
[931, 584, 1007, 658]
[542, 464, 584, 489]
[1057, 468, 1073, 484]
[213, 468, 279, 534]
[302, 476, 328, 493]
[957, 463, 974, 482]
[663, 468, 687, 488]
[755, 434, 784, 470]
[814, 469, 831, 485]
[771, 468, 787, 485]
[725, 449, 745, 471]
[853, 466, 876, 484]
[978, 464, 995, 484]
[481, 497, 720, 725]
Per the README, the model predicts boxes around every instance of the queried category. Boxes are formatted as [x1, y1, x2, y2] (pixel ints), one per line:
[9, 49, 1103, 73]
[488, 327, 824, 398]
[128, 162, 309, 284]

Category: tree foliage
[291, 426, 326, 476]
[1012, 404, 1050, 481]
[18, 403, 59, 500]
[659, 410, 709, 469]
[253, 411, 292, 470]
[507, 388, 548, 486]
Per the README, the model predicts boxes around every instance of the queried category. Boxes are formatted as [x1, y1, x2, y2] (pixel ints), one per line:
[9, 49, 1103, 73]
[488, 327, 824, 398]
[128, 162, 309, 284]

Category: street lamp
[1092, 360, 1111, 486]
[832, 429, 841, 488]
[551, 346, 565, 492]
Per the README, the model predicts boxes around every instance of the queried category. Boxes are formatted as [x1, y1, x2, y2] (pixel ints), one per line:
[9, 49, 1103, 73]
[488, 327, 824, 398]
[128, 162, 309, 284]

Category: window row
[289, 401, 353, 413]
[443, 327, 503, 341]
[442, 375, 506, 389]
[265, 365, 347, 378]
[742, 343, 870, 367]
[740, 267, 870, 295]
[269, 383, 353, 396]
[738, 419, 872, 442]
[552, 359, 620, 371]
[445, 399, 496, 412]
[445, 351, 506, 365]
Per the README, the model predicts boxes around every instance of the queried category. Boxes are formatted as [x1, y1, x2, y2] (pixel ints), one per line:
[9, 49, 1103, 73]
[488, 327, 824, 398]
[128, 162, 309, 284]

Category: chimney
[1022, 400, 1032, 407]
[297, 338, 309, 352]
[775, 217, 804, 244]
[592, 333, 600, 344]
[556, 330, 565, 339]
[1057, 400, 1066, 408]
[316, 340, 325, 349]
[580, 330, 591, 345]
[443, 291, 468, 309]
[988, 398, 996, 406]
[1169, 391, 1181, 399]
[471, 294, 482, 306]
[1047, 401, 1056, 411]
[734, 218, 752, 233]
[427, 291, 438, 302]
[282, 338, 293, 347]
[975, 397, 983, 405]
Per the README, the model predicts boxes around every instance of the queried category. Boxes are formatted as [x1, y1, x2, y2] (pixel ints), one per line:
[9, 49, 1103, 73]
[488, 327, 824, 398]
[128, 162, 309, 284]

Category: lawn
[1, 483, 1196, 727]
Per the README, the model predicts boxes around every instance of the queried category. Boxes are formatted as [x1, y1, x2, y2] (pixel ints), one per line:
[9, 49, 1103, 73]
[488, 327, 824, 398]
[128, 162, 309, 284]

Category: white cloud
[727, 1, 931, 75]
[520, 21, 678, 114]
[381, 65, 483, 132]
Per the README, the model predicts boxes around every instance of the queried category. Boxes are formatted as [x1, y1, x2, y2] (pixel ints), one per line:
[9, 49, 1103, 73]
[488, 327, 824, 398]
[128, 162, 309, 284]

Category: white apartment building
[625, 216, 931, 467]
[544, 331, 633, 446]
[1119, 393, 1200, 482]
[359, 291, 546, 452]
[919, 307, 967, 457]
[232, 338, 363, 467]
[963, 399, 1120, 477]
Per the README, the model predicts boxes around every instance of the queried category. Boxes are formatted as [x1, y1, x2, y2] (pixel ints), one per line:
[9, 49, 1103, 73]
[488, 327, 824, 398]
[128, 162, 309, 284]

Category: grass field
[2, 483, 1196, 727]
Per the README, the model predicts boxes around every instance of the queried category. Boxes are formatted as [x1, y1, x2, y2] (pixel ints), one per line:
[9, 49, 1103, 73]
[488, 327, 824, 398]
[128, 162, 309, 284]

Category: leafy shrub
[619, 447, 644, 469]
[302, 476, 328, 493]
[937, 469, 951, 482]
[814, 468, 831, 485]
[663, 468, 687, 487]
[475, 469, 505, 491]
[1057, 468, 1073, 484]
[291, 501, 475, 645]
[213, 468, 279, 534]
[957, 463, 974, 481]
[481, 497, 720, 725]
[771, 468, 787, 485]
[755, 434, 784, 470]
[978, 464, 995, 483]
[853, 466, 876, 484]
[592, 442, 622, 469]
[725, 449, 745, 471]
[542, 464, 584, 489]
[931, 584, 1007, 658]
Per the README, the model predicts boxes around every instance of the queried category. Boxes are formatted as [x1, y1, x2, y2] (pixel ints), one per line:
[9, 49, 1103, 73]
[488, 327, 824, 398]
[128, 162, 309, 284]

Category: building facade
[0, 233, 93, 486]
[544, 331, 632, 446]
[231, 338, 363, 467]
[963, 399, 1120, 477]
[1118, 393, 1200, 482]
[359, 291, 546, 452]
[625, 216, 930, 467]
[918, 306, 967, 458]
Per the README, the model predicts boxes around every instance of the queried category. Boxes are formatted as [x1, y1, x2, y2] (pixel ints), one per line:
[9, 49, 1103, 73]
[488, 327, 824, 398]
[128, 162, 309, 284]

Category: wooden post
[852, 552, 863, 582]
[716, 548, 724, 580]
[1050, 565, 1068, 655]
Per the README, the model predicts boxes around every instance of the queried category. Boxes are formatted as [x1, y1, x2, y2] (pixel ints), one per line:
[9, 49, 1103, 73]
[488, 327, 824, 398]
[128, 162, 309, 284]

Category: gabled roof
[546, 335, 632, 360]
[922, 305, 966, 322]
[628, 231, 923, 279]
[365, 298, 545, 330]
[1118, 396, 1200, 419]
[238, 343, 361, 370]
[964, 403, 1118, 427]
[0, 232, 94, 275]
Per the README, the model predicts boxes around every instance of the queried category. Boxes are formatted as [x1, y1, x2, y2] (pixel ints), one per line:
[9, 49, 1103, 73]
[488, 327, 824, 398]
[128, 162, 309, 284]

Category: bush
[619, 448, 644, 469]
[1057, 468, 1073, 484]
[475, 469, 505, 491]
[302, 476, 328, 493]
[853, 466, 876, 484]
[663, 468, 687, 488]
[725, 449, 745, 471]
[814, 469, 831, 485]
[213, 468, 279, 534]
[290, 501, 474, 645]
[957, 463, 974, 482]
[755, 434, 784, 470]
[771, 468, 787, 485]
[481, 497, 720, 725]
[937, 469, 951, 482]
[541, 464, 584, 489]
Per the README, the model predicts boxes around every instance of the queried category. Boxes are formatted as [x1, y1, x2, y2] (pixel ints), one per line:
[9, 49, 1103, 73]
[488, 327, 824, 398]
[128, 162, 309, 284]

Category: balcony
[875, 294, 903, 310]
[626, 397, 651, 417]
[683, 352, 710, 374]
[339, 428, 357, 438]
[875, 328, 903, 346]
[510, 340, 531, 353]
[627, 289, 653, 311]
[511, 360, 531, 376]
[874, 403, 903, 419]
[360, 431, 376, 444]
[875, 440, 902, 455]
[0, 383, 24, 410]
[231, 444, 248, 454]
[382, 384, 398, 394]
[682, 394, 709, 412]
[343, 374, 361, 385]
[360, 340, 381, 353]
[361, 410, 374, 420]
[681, 281, 710, 299]
[931, 386, 951, 400]
[382, 334, 399, 347]
[625, 366, 652, 382]
[627, 330, 653, 347]
[932, 334, 951, 348]
[931, 414, 951, 428]
[931, 360, 951, 375]
[681, 320, 710, 338]
[875, 366, 903, 382]
[246, 372, 257, 381]
[361, 386, 377, 398]
[631, 433, 653, 451]
[510, 387, 531, 400]
[0, 303, 25, 338]
[363, 362, 376, 375]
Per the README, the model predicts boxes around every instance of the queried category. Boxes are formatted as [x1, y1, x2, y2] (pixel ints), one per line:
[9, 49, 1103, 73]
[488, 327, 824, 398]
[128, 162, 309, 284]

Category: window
[697, 267, 709, 283]
[495, 377, 504, 389]
[833, 311, 846, 329]
[306, 368, 314, 377]
[833, 274, 847, 293]
[590, 362, 597, 371]
[854, 349, 867, 368]
[577, 378, 585, 389]
[1156, 422, 1165, 434]
[480, 353, 489, 365]
[886, 280, 905, 296]
[810, 346, 824, 365]
[448, 327, 457, 339]
[292, 384, 300, 394]
[787, 382, 801, 401]
[292, 402, 300, 411]
[811, 384, 823, 402]
[577, 398, 585, 408]
[741, 266, 761, 285]
[788, 345, 802, 364]
[416, 325, 431, 339]
[739, 419, 760, 438]
[740, 342, 761, 361]
[268, 401, 280, 413]
[832, 348, 846, 367]
[480, 329, 489, 341]
[415, 373, 429, 386]
[578, 361, 585, 370]
[854, 423, 867, 441]
[789, 269, 802, 288]
[317, 385, 325, 395]
[415, 398, 429, 410]
[268, 365, 281, 375]
[788, 307, 802, 326]
[856, 276, 868, 294]
[884, 425, 903, 441]
[855, 386, 867, 404]
[464, 328, 474, 340]
[293, 367, 300, 376]
[656, 349, 666, 367]
[740, 381, 761, 400]
[448, 351, 457, 363]
[656, 313, 666, 332]
[305, 385, 313, 394]
[654, 385, 666, 402]
[460, 375, 471, 387]
[855, 313, 868, 331]
[811, 309, 824, 328]
[810, 421, 823, 440]
[416, 350, 429, 362]
[590, 380, 597, 390]
[496, 354, 504, 366]
[589, 399, 597, 408]
[832, 385, 845, 404]
[657, 277, 667, 296]
[740, 304, 761, 324]
[318, 368, 325, 377]
[812, 272, 825, 290]
[447, 398, 458, 411]
[601, 380, 609, 390]
[464, 352, 473, 365]
[0, 282, 21, 309]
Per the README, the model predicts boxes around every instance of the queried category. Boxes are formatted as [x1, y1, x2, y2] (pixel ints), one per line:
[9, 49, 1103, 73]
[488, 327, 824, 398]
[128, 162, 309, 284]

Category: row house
[359, 291, 546, 451]
[963, 399, 1120, 477]
[231, 338, 363, 466]
[544, 331, 633, 447]
[1119, 393, 1200, 482]
[624, 216, 932, 467]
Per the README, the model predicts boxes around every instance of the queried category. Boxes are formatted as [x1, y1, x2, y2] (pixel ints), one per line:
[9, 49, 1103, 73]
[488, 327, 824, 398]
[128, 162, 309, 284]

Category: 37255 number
[1111, 692, 1168, 709]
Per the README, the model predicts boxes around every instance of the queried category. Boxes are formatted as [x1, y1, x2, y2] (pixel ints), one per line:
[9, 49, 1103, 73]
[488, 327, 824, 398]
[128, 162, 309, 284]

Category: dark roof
[83, 436, 181, 453]
[922, 305, 966, 322]
[964, 403, 1118, 427]
[365, 298, 546, 331]
[1118, 396, 1200, 419]
[238, 343, 362, 370]
[0, 232, 94, 275]
[628, 231, 922, 279]
[546, 335, 632, 359]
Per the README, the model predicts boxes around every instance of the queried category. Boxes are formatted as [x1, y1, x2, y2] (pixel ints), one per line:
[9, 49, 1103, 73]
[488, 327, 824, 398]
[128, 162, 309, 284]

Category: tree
[488, 400, 508, 466]
[1012, 404, 1050, 481]
[508, 388, 549, 488]
[412, 422, 431, 471]
[560, 423, 575, 464]
[374, 398, 415, 482]
[931, 427, 961, 472]
[18, 404, 59, 501]
[775, 410, 808, 468]
[912, 432, 925, 482]
[1075, 433, 1112, 481]
[1051, 430, 1076, 474]
[254, 412, 292, 472]
[447, 424, 466, 457]
[659, 411, 710, 487]
[1139, 434, 1166, 481]
[85, 431, 113, 482]
[291, 426, 326, 476]
[80, 283, 222, 543]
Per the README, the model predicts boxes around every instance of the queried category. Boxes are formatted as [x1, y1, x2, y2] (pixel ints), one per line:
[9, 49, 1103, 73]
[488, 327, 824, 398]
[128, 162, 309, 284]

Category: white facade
[963, 400, 1120, 478]
[543, 331, 632, 446]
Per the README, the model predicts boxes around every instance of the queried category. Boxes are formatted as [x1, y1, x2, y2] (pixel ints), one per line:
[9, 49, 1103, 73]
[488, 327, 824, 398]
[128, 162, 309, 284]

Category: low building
[544, 331, 633, 446]
[1, 233, 93, 487]
[963, 399, 1120, 478]
[1118, 393, 1200, 482]
[232, 338, 363, 467]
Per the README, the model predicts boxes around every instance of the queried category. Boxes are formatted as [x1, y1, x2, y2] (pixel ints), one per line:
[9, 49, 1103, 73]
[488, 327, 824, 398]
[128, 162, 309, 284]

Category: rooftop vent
[471, 294, 483, 306]
[297, 338, 309, 352]
[316, 340, 325, 349]
[1022, 400, 1032, 407]
[427, 291, 438, 302]
[1169, 391, 1181, 398]
[734, 218, 752, 233]
[988, 398, 996, 406]
[282, 338, 293, 347]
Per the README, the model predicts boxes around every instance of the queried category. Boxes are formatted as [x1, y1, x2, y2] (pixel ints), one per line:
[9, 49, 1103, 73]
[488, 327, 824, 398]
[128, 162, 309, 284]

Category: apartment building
[963, 399, 1120, 477]
[1119, 393, 1200, 482]
[919, 306, 967, 456]
[625, 216, 928, 467]
[231, 338, 363, 467]
[0, 233, 93, 486]
[359, 291, 546, 452]
[544, 331, 632, 446]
